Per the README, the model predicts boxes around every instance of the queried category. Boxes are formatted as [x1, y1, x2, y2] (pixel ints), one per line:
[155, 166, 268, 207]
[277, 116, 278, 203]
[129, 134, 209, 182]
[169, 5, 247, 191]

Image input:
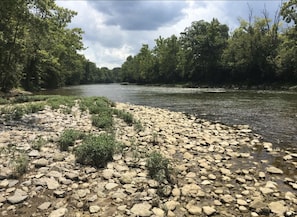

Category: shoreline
[0, 101, 296, 216]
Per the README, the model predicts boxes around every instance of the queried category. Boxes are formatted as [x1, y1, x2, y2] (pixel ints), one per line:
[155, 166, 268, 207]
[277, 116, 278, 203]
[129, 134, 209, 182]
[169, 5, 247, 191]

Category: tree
[154, 35, 181, 83]
[179, 19, 229, 83]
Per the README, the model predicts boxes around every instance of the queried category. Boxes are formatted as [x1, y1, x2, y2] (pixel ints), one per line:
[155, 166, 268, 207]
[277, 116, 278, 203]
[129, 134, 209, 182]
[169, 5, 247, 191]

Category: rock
[181, 184, 201, 196]
[268, 201, 287, 215]
[266, 166, 283, 174]
[102, 169, 114, 180]
[49, 208, 68, 217]
[258, 172, 265, 179]
[46, 177, 60, 190]
[7, 189, 28, 204]
[221, 194, 234, 203]
[220, 168, 232, 176]
[130, 203, 152, 217]
[237, 199, 248, 206]
[38, 202, 51, 210]
[33, 158, 49, 168]
[186, 202, 202, 215]
[54, 190, 66, 198]
[152, 207, 165, 217]
[0, 179, 9, 188]
[202, 206, 216, 216]
[260, 187, 274, 195]
[89, 205, 100, 213]
[165, 200, 180, 211]
[172, 188, 181, 197]
[105, 183, 119, 190]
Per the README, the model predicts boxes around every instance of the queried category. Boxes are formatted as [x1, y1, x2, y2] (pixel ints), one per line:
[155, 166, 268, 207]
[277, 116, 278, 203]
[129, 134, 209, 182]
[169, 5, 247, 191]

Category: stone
[130, 203, 152, 217]
[172, 188, 181, 197]
[49, 208, 68, 217]
[7, 189, 28, 204]
[33, 158, 49, 168]
[38, 202, 52, 210]
[266, 166, 283, 174]
[258, 172, 265, 179]
[105, 183, 118, 190]
[202, 206, 216, 216]
[221, 194, 234, 204]
[260, 187, 274, 195]
[181, 184, 201, 196]
[165, 200, 180, 211]
[186, 202, 202, 215]
[220, 168, 232, 176]
[268, 201, 287, 215]
[102, 169, 114, 180]
[237, 199, 248, 206]
[89, 205, 100, 213]
[46, 178, 60, 190]
[152, 207, 165, 217]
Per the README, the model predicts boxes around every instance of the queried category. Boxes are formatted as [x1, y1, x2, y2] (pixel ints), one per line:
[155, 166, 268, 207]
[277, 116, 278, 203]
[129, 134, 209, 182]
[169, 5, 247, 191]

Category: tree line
[1, 0, 296, 93]
[121, 0, 297, 87]
[0, 0, 119, 93]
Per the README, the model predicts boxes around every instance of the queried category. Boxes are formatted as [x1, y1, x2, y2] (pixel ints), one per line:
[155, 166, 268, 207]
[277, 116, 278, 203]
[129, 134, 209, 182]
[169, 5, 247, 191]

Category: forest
[0, 0, 296, 93]
[121, 0, 297, 87]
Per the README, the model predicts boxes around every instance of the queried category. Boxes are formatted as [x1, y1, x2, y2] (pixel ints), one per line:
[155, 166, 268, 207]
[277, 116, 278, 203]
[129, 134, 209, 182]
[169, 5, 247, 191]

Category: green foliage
[32, 137, 47, 151]
[75, 134, 116, 168]
[13, 153, 29, 177]
[47, 96, 77, 109]
[146, 151, 172, 183]
[91, 113, 113, 129]
[113, 109, 134, 125]
[59, 129, 85, 151]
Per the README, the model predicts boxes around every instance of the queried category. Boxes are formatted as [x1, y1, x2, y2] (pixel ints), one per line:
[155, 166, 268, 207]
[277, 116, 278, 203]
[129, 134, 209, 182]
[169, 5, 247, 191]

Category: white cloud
[56, 0, 282, 69]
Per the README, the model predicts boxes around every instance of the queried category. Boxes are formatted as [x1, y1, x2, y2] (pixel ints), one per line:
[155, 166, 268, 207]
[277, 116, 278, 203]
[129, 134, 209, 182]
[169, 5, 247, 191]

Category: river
[41, 83, 297, 151]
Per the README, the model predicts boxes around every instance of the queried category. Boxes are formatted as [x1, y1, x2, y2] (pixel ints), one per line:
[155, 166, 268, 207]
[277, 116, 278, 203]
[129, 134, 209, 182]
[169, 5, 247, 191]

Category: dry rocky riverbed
[0, 102, 296, 217]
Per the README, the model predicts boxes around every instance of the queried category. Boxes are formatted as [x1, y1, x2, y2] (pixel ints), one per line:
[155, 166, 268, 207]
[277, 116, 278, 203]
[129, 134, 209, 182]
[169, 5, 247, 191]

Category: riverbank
[0, 100, 296, 216]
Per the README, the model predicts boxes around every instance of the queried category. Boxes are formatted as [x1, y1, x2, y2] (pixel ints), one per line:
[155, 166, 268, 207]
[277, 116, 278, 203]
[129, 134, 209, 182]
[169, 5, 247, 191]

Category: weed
[32, 137, 46, 151]
[0, 97, 9, 105]
[47, 96, 76, 109]
[113, 109, 134, 125]
[91, 111, 113, 129]
[59, 129, 85, 151]
[146, 151, 172, 184]
[134, 120, 143, 132]
[75, 133, 116, 168]
[13, 153, 29, 177]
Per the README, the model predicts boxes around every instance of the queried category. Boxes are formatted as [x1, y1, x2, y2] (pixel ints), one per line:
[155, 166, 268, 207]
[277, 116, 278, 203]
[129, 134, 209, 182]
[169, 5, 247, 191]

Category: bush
[75, 134, 115, 168]
[113, 109, 134, 125]
[32, 137, 47, 151]
[13, 153, 29, 177]
[91, 111, 113, 129]
[146, 151, 172, 183]
[59, 129, 85, 151]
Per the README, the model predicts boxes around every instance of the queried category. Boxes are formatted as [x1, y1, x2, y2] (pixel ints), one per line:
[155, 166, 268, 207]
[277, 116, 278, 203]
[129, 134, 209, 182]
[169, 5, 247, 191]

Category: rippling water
[40, 83, 297, 150]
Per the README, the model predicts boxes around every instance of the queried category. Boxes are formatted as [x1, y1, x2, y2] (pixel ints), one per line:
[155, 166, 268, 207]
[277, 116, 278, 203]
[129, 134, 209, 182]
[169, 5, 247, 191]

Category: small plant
[59, 129, 85, 151]
[113, 109, 134, 125]
[32, 137, 47, 150]
[91, 112, 113, 129]
[134, 120, 143, 132]
[13, 153, 29, 177]
[146, 151, 172, 183]
[75, 134, 116, 168]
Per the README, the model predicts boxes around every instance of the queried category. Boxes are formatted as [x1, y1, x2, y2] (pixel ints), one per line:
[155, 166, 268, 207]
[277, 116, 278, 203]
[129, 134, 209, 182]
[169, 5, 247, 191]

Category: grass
[58, 129, 85, 151]
[75, 133, 117, 168]
[146, 151, 173, 184]
[32, 137, 47, 151]
[12, 153, 29, 177]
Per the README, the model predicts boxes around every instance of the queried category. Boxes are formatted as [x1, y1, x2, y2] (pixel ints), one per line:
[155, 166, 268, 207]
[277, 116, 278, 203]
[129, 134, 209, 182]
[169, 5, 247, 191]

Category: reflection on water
[39, 83, 297, 150]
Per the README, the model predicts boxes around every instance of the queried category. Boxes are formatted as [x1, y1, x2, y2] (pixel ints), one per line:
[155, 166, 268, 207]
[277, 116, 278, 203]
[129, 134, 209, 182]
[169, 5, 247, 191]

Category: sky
[56, 0, 283, 69]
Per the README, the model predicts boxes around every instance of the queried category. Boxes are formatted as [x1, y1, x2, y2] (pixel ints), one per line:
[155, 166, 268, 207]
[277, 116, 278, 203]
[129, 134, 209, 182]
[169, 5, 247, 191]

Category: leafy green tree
[154, 35, 181, 83]
[0, 0, 29, 92]
[222, 16, 280, 84]
[179, 19, 229, 83]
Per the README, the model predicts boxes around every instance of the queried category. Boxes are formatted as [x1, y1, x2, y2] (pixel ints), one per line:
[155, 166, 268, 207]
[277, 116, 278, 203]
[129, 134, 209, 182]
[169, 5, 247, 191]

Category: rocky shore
[0, 102, 296, 217]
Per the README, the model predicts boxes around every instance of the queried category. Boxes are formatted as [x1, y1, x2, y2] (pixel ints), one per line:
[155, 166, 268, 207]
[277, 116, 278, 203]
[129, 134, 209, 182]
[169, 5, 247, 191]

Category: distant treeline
[1, 0, 296, 93]
[0, 0, 120, 92]
[120, 0, 297, 87]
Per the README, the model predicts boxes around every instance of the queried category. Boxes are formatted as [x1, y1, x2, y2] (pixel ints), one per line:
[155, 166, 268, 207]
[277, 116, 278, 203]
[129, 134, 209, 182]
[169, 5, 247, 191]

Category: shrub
[113, 109, 134, 125]
[13, 153, 29, 177]
[59, 129, 85, 151]
[32, 137, 47, 151]
[75, 134, 115, 168]
[146, 151, 172, 183]
[91, 112, 113, 129]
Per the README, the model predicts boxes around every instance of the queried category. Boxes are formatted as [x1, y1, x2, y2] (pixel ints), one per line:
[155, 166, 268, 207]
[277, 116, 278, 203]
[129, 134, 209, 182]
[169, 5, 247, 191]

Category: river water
[42, 83, 297, 151]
